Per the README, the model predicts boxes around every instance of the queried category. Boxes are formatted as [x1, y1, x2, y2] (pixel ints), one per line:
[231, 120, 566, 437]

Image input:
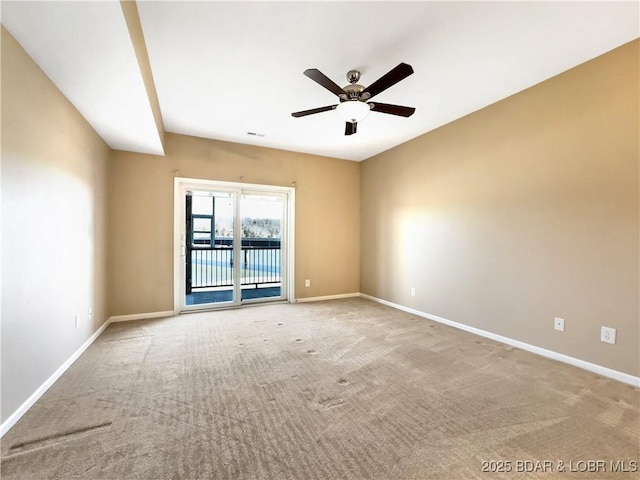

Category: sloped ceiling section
[2, 1, 639, 161]
[2, 1, 164, 156]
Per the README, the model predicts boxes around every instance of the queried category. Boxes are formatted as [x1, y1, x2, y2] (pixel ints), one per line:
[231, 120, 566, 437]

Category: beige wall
[1, 27, 110, 421]
[108, 133, 360, 315]
[119, 0, 164, 146]
[361, 40, 639, 376]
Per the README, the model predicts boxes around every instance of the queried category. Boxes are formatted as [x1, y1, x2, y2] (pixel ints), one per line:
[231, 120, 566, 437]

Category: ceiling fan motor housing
[343, 83, 366, 101]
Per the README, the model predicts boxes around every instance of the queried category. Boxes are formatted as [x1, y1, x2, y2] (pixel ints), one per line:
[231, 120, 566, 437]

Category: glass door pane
[240, 194, 284, 302]
[185, 190, 237, 307]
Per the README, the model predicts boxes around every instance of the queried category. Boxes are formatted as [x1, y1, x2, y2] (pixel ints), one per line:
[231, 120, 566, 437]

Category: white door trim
[173, 177, 295, 314]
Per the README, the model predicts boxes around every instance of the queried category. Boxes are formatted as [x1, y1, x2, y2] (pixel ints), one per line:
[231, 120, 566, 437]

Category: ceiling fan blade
[304, 69, 347, 97]
[361, 63, 414, 99]
[291, 105, 337, 118]
[345, 121, 357, 136]
[369, 102, 416, 117]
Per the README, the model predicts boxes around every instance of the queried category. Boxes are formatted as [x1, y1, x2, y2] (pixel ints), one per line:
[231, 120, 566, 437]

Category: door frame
[173, 177, 295, 314]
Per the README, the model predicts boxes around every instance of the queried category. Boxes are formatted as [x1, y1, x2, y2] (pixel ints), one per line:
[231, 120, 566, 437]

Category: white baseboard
[108, 310, 174, 323]
[0, 318, 112, 438]
[360, 293, 640, 388]
[295, 292, 360, 303]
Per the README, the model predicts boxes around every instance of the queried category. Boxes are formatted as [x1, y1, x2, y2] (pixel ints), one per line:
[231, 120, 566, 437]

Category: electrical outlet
[600, 326, 616, 344]
[88, 308, 93, 321]
[554, 317, 565, 332]
[305, 279, 310, 287]
[410, 287, 416, 297]
[75, 314, 79, 329]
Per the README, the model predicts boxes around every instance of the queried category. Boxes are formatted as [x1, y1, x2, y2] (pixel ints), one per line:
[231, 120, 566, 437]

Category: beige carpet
[1, 298, 638, 479]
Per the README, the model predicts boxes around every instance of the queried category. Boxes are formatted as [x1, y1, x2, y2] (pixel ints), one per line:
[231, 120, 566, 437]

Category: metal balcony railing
[189, 239, 281, 290]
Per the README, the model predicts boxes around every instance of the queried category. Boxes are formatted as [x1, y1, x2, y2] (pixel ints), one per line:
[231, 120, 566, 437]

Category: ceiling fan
[291, 62, 416, 135]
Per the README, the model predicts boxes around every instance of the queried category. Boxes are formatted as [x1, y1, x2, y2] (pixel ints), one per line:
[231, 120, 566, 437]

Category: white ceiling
[1, 0, 164, 155]
[2, 1, 639, 162]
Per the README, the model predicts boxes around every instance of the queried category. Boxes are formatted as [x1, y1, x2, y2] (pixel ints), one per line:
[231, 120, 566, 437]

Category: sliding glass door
[176, 180, 292, 312]
[185, 190, 237, 306]
[240, 193, 284, 302]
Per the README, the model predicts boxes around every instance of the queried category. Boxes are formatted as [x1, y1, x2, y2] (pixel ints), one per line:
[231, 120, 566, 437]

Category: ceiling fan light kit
[336, 100, 371, 123]
[291, 63, 416, 136]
